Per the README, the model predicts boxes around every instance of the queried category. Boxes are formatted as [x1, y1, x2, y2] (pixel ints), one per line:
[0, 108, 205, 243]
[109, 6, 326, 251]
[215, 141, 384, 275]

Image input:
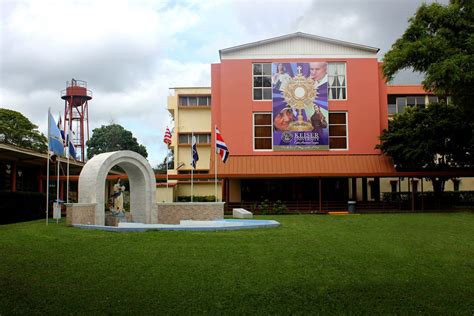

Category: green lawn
[0, 213, 473, 315]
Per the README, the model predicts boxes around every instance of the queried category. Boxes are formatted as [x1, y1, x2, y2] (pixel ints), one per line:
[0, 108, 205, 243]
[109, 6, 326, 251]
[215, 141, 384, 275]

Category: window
[428, 96, 438, 104]
[253, 63, 272, 100]
[389, 96, 426, 115]
[179, 96, 211, 107]
[253, 113, 272, 150]
[329, 112, 347, 149]
[328, 63, 346, 100]
[178, 133, 211, 144]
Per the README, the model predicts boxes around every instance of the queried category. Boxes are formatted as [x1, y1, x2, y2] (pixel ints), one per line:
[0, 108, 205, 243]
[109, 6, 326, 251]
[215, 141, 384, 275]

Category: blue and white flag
[67, 128, 77, 160]
[191, 135, 199, 169]
[48, 110, 65, 157]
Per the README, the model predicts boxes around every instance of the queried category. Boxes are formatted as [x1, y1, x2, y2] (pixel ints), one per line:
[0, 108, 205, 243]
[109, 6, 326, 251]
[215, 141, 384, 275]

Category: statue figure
[110, 178, 126, 216]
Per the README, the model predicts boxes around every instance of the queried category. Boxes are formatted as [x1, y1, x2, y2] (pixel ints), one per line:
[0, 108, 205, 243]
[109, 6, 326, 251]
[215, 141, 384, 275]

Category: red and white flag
[163, 127, 172, 146]
[215, 127, 229, 163]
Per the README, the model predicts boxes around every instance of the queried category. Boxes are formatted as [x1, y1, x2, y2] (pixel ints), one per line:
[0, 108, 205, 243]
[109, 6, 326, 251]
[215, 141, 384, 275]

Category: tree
[0, 108, 47, 152]
[383, 0, 474, 110]
[86, 124, 148, 159]
[377, 103, 472, 193]
[379, 0, 474, 192]
[154, 151, 174, 174]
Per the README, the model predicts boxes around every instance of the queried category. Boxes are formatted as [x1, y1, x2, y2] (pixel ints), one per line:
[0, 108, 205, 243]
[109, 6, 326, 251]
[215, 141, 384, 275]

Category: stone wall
[157, 202, 225, 224]
[66, 203, 97, 226]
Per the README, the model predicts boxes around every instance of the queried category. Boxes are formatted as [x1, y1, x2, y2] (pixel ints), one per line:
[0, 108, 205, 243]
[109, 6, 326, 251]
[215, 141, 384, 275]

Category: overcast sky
[0, 0, 447, 167]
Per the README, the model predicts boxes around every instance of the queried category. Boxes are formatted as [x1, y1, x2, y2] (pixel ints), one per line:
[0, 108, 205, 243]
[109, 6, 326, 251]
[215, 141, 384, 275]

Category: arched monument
[77, 151, 157, 225]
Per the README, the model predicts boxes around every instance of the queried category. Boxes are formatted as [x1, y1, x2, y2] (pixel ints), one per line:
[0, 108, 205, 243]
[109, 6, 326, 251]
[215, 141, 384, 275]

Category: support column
[351, 177, 357, 201]
[11, 162, 17, 192]
[362, 178, 368, 201]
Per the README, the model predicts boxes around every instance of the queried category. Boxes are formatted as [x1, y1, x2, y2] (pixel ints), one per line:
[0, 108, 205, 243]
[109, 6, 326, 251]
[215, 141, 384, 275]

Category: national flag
[191, 135, 199, 169]
[163, 127, 172, 146]
[215, 127, 229, 163]
[67, 128, 77, 160]
[57, 115, 66, 144]
[48, 111, 65, 157]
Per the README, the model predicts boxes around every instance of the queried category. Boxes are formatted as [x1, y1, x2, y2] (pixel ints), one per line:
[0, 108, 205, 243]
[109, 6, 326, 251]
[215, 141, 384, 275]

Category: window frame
[178, 95, 211, 107]
[252, 63, 272, 101]
[328, 62, 347, 101]
[329, 111, 348, 150]
[253, 112, 273, 151]
[177, 133, 211, 145]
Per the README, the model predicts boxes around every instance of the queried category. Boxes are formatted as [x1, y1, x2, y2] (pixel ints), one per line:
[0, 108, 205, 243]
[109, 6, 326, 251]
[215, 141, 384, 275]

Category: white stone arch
[78, 151, 156, 225]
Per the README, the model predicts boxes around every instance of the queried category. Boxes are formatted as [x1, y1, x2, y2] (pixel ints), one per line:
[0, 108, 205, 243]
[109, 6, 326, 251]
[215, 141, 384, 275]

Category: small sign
[53, 203, 61, 220]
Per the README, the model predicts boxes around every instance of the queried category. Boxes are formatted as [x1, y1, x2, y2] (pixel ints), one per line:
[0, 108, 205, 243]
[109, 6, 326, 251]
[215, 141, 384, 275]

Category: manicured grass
[0, 213, 473, 315]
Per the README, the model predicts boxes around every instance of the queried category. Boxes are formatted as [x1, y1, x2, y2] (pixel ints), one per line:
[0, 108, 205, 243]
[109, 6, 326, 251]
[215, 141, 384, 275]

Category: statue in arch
[110, 178, 126, 216]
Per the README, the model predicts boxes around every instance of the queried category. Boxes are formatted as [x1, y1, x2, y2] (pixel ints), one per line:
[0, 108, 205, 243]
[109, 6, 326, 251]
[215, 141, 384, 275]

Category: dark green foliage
[176, 195, 216, 202]
[378, 102, 472, 192]
[86, 124, 148, 159]
[380, 1, 474, 192]
[383, 0, 474, 110]
[0, 214, 473, 314]
[273, 200, 288, 214]
[378, 102, 472, 170]
[0, 108, 47, 152]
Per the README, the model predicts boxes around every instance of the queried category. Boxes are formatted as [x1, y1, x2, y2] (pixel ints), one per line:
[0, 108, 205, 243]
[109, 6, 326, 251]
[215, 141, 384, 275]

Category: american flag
[163, 127, 172, 146]
[215, 127, 229, 163]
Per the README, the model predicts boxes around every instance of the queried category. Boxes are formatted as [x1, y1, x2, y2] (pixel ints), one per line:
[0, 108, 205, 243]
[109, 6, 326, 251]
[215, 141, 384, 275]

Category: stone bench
[233, 208, 253, 219]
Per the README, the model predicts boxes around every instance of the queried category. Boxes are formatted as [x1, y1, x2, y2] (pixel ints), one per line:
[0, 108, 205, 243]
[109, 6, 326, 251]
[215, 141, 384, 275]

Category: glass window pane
[253, 77, 262, 87]
[198, 97, 207, 106]
[255, 138, 272, 150]
[329, 125, 346, 137]
[407, 97, 416, 106]
[262, 63, 272, 76]
[263, 88, 272, 100]
[388, 103, 397, 115]
[428, 96, 438, 104]
[329, 113, 346, 124]
[396, 98, 406, 106]
[208, 97, 212, 105]
[416, 96, 425, 106]
[263, 76, 271, 87]
[341, 88, 346, 99]
[253, 89, 262, 100]
[255, 126, 271, 137]
[254, 114, 271, 125]
[179, 134, 189, 144]
[179, 96, 187, 106]
[330, 138, 347, 149]
[189, 97, 197, 106]
[253, 64, 262, 75]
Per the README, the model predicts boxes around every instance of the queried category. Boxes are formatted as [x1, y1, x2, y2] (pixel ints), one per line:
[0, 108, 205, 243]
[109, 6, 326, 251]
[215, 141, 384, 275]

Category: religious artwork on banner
[272, 62, 329, 150]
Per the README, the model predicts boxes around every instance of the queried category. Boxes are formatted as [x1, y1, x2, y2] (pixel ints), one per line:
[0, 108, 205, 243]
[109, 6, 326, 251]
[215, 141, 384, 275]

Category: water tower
[61, 79, 92, 161]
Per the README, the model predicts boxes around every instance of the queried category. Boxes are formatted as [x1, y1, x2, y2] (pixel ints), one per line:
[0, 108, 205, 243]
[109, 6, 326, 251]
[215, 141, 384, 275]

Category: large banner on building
[272, 62, 329, 150]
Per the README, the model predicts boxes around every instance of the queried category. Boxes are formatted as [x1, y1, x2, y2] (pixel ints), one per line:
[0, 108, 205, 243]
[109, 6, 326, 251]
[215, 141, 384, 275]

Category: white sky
[0, 0, 447, 167]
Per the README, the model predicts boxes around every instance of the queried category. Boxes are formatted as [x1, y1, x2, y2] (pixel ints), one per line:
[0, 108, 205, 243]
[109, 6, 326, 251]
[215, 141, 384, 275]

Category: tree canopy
[383, 0, 473, 109]
[86, 124, 148, 159]
[0, 108, 47, 152]
[379, 0, 473, 192]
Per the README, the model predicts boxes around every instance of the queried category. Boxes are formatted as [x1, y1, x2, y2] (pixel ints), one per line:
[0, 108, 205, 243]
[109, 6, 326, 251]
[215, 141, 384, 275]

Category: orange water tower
[61, 79, 92, 161]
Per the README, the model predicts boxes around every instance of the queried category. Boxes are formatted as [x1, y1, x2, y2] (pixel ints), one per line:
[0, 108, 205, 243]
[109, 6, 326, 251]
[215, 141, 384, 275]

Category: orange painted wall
[212, 58, 387, 156]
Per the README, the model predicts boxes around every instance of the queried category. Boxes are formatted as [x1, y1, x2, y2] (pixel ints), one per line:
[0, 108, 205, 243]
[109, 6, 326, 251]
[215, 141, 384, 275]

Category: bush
[177, 196, 217, 202]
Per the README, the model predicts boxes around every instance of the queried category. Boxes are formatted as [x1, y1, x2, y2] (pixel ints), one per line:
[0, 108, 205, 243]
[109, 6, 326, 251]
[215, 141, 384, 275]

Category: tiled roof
[216, 154, 396, 178]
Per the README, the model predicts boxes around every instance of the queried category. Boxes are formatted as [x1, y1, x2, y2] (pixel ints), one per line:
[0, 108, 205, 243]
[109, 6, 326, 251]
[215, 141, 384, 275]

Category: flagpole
[191, 132, 194, 203]
[215, 125, 218, 202]
[67, 138, 70, 204]
[166, 148, 169, 189]
[46, 108, 50, 225]
[56, 156, 60, 224]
